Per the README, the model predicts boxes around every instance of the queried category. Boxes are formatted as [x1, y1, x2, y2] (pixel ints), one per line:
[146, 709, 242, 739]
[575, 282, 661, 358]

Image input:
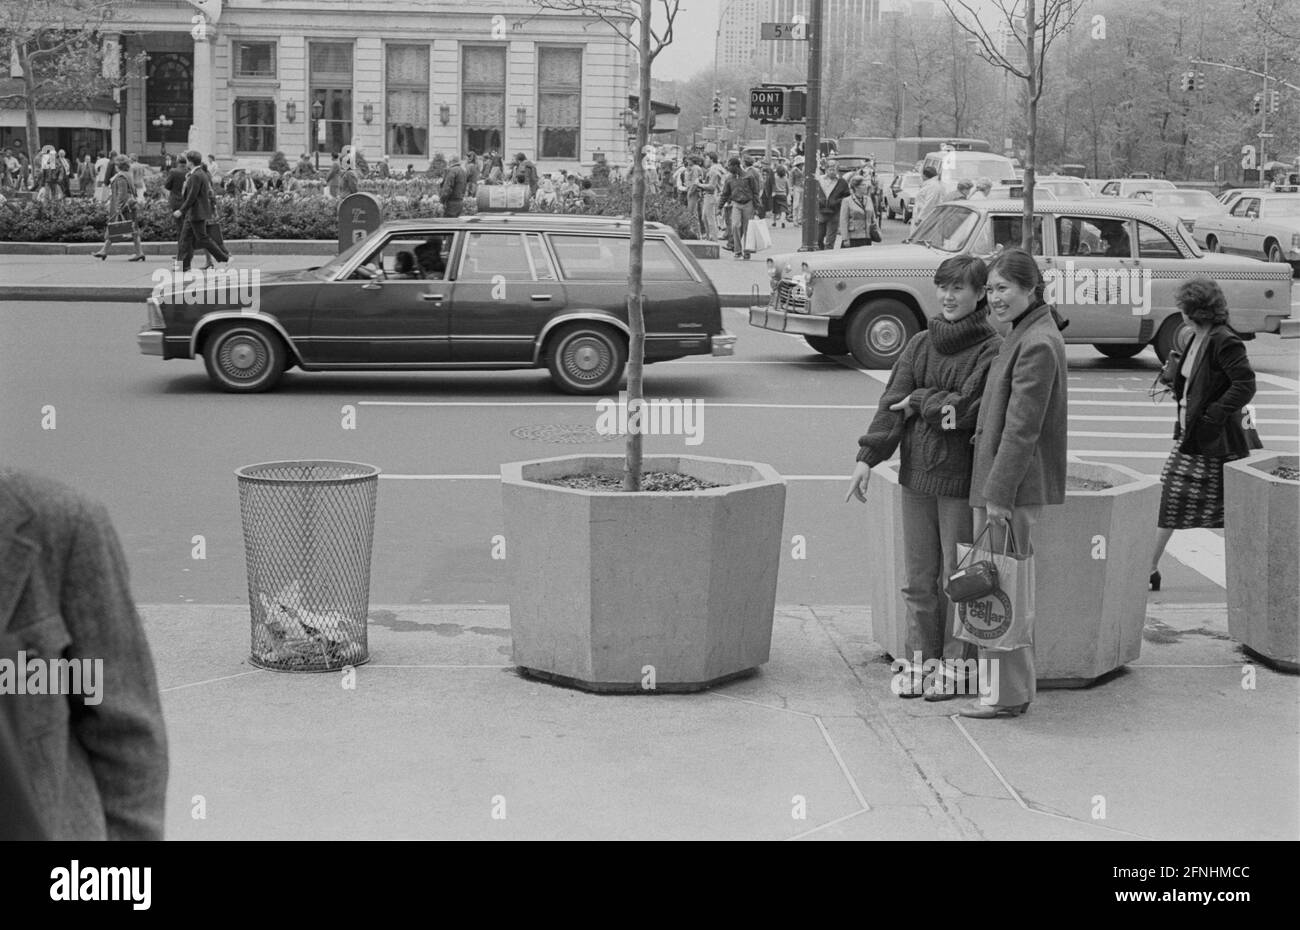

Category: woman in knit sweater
[846, 255, 1001, 700]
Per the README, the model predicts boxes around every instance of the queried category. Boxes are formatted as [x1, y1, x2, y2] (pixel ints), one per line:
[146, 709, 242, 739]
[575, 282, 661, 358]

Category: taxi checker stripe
[808, 267, 1291, 282]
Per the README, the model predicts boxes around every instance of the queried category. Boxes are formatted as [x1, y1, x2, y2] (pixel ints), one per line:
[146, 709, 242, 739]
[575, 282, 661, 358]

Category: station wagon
[749, 199, 1293, 368]
[137, 215, 735, 394]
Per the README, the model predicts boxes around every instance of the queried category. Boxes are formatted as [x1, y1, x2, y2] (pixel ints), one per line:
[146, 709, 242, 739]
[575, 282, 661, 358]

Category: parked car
[749, 199, 1293, 367]
[886, 171, 922, 222]
[1098, 178, 1177, 197]
[1195, 190, 1300, 272]
[138, 215, 736, 394]
[1036, 175, 1097, 199]
[920, 149, 1020, 197]
[1218, 188, 1249, 210]
[1128, 188, 1226, 243]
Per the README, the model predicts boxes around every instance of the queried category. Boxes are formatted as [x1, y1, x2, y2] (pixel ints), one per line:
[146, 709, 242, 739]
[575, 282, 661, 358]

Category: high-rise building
[719, 0, 883, 74]
[717, 0, 764, 69]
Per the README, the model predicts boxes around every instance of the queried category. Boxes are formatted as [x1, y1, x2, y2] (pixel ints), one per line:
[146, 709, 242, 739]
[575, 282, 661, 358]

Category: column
[102, 33, 122, 153]
[189, 28, 214, 157]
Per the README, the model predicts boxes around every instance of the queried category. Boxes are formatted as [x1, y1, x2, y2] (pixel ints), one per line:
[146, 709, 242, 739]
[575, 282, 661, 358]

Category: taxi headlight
[1291, 233, 1300, 251]
[767, 257, 779, 280]
[800, 263, 814, 298]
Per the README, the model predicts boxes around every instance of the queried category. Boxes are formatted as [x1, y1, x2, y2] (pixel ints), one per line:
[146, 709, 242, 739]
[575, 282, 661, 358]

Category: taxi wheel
[545, 323, 626, 395]
[1152, 316, 1194, 364]
[1204, 235, 1222, 253]
[1094, 343, 1145, 360]
[1266, 240, 1285, 264]
[846, 300, 918, 369]
[804, 334, 848, 356]
[202, 323, 285, 393]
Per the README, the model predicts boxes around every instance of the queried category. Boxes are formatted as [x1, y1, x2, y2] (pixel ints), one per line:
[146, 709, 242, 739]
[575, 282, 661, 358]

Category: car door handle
[530, 294, 553, 301]
[422, 293, 445, 302]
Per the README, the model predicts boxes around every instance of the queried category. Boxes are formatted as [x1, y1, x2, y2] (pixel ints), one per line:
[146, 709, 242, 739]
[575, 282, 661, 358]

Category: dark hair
[184, 149, 203, 166]
[727, 157, 742, 173]
[934, 254, 989, 293]
[1175, 277, 1229, 325]
[581, 178, 592, 189]
[776, 166, 786, 177]
[986, 247, 1045, 302]
[922, 166, 937, 179]
[395, 251, 415, 274]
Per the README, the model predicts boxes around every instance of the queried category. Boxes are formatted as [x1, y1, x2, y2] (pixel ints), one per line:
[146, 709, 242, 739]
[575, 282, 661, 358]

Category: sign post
[800, 1, 822, 252]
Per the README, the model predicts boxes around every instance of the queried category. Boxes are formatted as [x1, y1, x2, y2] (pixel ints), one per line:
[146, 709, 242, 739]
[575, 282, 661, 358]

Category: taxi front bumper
[748, 305, 830, 337]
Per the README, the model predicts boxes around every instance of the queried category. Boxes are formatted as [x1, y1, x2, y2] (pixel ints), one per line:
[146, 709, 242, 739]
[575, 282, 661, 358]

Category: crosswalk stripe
[1164, 529, 1227, 588]
[1070, 431, 1298, 442]
[1069, 400, 1296, 409]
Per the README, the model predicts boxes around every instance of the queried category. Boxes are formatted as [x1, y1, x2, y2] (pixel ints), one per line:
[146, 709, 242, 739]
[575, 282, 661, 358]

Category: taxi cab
[138, 214, 734, 394]
[1194, 189, 1300, 272]
[749, 199, 1293, 367]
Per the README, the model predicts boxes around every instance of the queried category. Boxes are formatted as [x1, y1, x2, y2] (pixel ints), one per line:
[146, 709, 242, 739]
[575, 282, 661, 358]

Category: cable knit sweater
[856, 309, 1001, 498]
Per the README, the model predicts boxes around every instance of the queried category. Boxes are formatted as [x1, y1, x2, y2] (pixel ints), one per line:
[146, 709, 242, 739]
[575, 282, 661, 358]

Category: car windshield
[1153, 191, 1220, 209]
[908, 204, 980, 251]
[316, 230, 387, 278]
[901, 174, 920, 189]
[1042, 180, 1091, 198]
[952, 158, 1016, 181]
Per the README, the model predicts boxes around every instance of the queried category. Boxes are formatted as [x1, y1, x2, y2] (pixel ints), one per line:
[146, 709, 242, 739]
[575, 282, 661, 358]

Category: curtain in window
[463, 47, 505, 86]
[539, 93, 579, 128]
[310, 43, 353, 77]
[464, 92, 503, 128]
[387, 45, 428, 84]
[538, 47, 580, 87]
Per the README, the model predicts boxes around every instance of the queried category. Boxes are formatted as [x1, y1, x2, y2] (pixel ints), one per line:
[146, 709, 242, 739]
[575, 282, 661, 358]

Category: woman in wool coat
[847, 254, 1002, 700]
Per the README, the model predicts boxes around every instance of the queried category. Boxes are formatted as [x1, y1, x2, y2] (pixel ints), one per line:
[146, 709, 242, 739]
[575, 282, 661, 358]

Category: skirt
[1157, 442, 1241, 529]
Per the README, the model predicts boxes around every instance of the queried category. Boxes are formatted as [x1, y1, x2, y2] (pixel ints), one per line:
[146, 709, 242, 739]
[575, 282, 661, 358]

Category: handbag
[945, 524, 1011, 603]
[106, 219, 136, 241]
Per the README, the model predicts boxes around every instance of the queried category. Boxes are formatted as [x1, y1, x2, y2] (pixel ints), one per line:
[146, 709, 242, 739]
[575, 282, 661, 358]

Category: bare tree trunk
[20, 44, 41, 185]
[1022, 0, 1037, 252]
[623, 0, 651, 492]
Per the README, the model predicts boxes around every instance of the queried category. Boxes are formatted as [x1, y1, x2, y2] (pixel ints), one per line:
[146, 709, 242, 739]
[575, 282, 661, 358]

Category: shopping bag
[106, 220, 136, 242]
[951, 527, 1034, 651]
[745, 216, 773, 253]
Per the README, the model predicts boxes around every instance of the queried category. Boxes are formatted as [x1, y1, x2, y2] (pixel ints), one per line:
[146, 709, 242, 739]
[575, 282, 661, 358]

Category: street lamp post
[311, 99, 324, 172]
[152, 113, 173, 164]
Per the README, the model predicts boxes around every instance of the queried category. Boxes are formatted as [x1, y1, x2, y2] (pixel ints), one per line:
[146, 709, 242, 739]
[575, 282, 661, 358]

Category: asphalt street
[2, 261, 1295, 609]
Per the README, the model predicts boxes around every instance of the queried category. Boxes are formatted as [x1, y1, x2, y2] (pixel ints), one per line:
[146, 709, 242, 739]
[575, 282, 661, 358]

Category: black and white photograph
[0, 0, 1296, 895]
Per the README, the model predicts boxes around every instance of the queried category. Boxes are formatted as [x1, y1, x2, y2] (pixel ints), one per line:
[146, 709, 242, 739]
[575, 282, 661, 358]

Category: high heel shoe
[959, 701, 1029, 719]
[1149, 571, 1161, 592]
[128, 254, 147, 262]
[91, 252, 107, 260]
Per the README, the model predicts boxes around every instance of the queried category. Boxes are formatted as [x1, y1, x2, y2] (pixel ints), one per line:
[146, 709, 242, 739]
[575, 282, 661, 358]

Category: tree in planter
[942, 0, 1086, 250]
[0, 0, 145, 177]
[531, 0, 680, 492]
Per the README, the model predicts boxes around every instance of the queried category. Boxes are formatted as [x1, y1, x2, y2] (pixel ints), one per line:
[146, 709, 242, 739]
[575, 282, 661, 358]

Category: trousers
[972, 505, 1041, 708]
[900, 486, 977, 676]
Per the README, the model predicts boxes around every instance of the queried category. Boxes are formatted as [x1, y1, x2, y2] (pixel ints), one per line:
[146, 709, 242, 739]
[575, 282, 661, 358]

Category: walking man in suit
[174, 149, 230, 272]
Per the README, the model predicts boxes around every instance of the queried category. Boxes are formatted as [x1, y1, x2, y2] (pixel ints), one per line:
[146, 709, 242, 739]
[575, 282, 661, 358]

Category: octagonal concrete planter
[500, 454, 787, 692]
[865, 459, 1159, 686]
[1225, 452, 1299, 673]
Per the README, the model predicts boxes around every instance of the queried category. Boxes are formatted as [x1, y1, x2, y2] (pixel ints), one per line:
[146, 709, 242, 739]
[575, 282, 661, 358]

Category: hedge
[0, 179, 698, 242]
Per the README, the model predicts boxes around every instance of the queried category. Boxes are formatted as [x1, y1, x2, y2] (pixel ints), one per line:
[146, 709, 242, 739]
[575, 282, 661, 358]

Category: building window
[146, 52, 193, 143]
[537, 47, 581, 160]
[234, 41, 276, 78]
[463, 46, 505, 158]
[310, 42, 353, 157]
[234, 98, 276, 153]
[386, 45, 428, 156]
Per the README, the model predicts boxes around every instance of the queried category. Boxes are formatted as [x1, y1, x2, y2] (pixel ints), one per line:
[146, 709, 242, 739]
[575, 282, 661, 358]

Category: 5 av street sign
[760, 21, 808, 41]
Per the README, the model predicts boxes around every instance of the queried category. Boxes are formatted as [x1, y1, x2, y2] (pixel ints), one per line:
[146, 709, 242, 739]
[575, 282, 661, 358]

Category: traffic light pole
[800, 0, 823, 252]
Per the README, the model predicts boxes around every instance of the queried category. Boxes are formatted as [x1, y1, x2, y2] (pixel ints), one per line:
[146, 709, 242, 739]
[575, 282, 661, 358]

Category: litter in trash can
[237, 460, 380, 672]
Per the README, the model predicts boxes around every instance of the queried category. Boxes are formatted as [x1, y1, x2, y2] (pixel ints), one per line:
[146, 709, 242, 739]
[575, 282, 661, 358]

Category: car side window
[1055, 216, 1104, 256]
[1101, 182, 1118, 196]
[989, 215, 1044, 255]
[458, 232, 533, 281]
[1136, 222, 1183, 259]
[1240, 199, 1260, 218]
[549, 235, 691, 281]
[524, 233, 557, 281]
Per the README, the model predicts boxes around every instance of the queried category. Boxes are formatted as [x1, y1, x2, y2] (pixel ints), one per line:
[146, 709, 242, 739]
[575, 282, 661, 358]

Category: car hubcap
[564, 336, 610, 382]
[1269, 246, 1283, 262]
[869, 318, 904, 355]
[221, 337, 265, 379]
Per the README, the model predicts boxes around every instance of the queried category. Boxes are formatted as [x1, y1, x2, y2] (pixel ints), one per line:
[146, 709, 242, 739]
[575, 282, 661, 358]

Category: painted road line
[378, 474, 853, 481]
[1070, 431, 1298, 442]
[1068, 387, 1297, 396]
[359, 401, 874, 410]
[1071, 414, 1296, 425]
[1164, 529, 1227, 588]
[1257, 373, 1300, 392]
[1069, 400, 1295, 409]
[1071, 450, 1180, 459]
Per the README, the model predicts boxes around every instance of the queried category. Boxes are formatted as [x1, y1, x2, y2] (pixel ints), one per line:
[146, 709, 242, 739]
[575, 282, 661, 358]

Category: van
[921, 150, 1020, 197]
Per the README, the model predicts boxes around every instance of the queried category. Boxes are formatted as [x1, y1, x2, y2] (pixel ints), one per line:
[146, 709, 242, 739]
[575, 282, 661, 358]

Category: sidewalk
[149, 599, 1297, 840]
[0, 223, 808, 305]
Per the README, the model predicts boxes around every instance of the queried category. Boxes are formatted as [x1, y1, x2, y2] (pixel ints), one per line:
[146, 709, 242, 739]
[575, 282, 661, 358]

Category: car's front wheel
[804, 334, 847, 356]
[1205, 235, 1221, 253]
[545, 322, 626, 395]
[846, 299, 918, 369]
[202, 323, 286, 392]
[1094, 343, 1146, 360]
[1152, 315, 1194, 364]
[1266, 239, 1286, 264]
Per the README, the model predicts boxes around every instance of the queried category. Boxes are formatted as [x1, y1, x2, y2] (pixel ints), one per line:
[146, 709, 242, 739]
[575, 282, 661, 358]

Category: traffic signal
[1252, 93, 1262, 115]
[712, 90, 721, 116]
[1180, 71, 1193, 92]
[1194, 71, 1206, 91]
[1270, 90, 1281, 113]
[728, 96, 737, 123]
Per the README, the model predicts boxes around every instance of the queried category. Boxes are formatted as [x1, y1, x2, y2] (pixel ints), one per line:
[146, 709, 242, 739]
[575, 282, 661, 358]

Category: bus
[840, 136, 992, 173]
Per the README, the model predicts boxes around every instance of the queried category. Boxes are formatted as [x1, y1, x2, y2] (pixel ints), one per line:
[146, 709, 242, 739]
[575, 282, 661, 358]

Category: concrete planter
[864, 459, 1160, 686]
[1225, 452, 1299, 673]
[500, 454, 786, 692]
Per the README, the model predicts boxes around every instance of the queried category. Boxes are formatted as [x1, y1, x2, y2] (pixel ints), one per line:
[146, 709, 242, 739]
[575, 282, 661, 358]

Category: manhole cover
[510, 423, 623, 444]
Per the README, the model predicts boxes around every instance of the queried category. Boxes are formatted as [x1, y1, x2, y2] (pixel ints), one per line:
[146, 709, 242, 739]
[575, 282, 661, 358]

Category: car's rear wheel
[1266, 239, 1285, 264]
[1205, 235, 1221, 253]
[1093, 343, 1146, 360]
[1152, 315, 1194, 364]
[202, 323, 285, 392]
[846, 299, 918, 369]
[804, 334, 847, 355]
[545, 322, 626, 395]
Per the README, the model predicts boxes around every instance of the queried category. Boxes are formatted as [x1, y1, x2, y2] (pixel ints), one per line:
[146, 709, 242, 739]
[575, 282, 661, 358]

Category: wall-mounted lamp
[363, 102, 374, 124]
[285, 100, 296, 123]
[515, 106, 527, 127]
[439, 104, 450, 126]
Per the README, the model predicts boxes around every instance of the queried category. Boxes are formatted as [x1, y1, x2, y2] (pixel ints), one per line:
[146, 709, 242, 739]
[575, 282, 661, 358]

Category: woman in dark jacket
[963, 248, 1069, 719]
[1149, 278, 1257, 591]
[847, 254, 1001, 699]
[91, 155, 145, 261]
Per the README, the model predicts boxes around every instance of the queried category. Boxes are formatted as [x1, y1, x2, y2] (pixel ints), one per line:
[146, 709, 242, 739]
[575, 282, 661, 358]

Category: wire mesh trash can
[237, 460, 380, 672]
